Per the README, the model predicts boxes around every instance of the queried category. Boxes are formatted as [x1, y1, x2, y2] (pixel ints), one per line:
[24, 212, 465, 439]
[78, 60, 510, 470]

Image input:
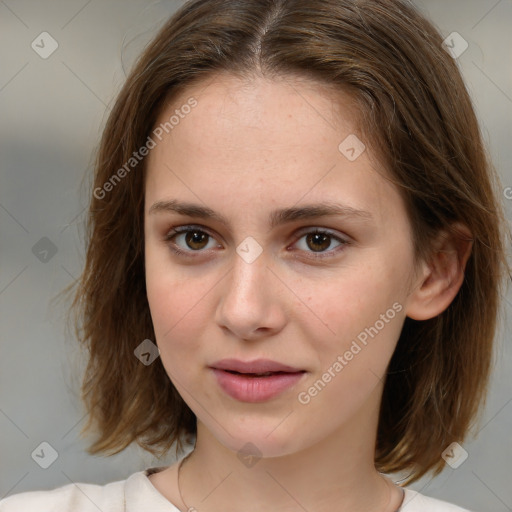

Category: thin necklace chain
[177, 452, 405, 512]
[177, 451, 193, 511]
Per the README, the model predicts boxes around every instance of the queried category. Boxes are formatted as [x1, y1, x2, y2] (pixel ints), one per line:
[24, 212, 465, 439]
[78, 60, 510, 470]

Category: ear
[405, 222, 473, 321]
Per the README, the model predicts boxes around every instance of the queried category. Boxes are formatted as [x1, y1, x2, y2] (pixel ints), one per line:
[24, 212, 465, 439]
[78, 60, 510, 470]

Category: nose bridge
[215, 236, 283, 337]
[228, 237, 270, 301]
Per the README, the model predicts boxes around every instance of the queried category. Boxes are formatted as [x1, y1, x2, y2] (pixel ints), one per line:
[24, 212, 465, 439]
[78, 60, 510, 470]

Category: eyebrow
[148, 199, 373, 229]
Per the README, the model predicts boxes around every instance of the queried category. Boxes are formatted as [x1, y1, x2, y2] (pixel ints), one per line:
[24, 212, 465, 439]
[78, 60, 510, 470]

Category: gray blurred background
[0, 0, 511, 510]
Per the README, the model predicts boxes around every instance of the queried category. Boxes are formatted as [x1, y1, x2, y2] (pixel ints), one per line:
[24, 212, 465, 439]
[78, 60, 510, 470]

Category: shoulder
[0, 466, 178, 512]
[0, 473, 128, 511]
[401, 488, 474, 511]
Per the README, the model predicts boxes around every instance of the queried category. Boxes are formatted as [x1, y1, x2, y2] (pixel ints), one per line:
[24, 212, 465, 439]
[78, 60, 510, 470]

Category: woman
[1, 0, 509, 510]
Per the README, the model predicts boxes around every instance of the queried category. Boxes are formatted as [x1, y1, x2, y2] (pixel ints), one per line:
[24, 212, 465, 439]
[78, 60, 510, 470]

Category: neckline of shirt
[126, 466, 420, 512]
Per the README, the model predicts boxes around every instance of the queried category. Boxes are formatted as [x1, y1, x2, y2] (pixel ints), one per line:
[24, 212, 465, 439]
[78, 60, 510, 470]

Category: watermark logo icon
[236, 236, 263, 264]
[338, 134, 366, 161]
[32, 237, 58, 263]
[31, 32, 59, 59]
[237, 442, 262, 468]
[134, 339, 160, 365]
[31, 441, 59, 469]
[442, 32, 468, 59]
[442, 442, 468, 469]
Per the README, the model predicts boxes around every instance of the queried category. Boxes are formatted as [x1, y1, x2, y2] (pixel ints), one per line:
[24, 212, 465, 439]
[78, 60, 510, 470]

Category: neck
[178, 385, 404, 512]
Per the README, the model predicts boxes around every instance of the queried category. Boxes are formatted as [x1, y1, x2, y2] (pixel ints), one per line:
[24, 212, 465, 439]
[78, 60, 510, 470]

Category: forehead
[153, 73, 359, 155]
[144, 73, 402, 226]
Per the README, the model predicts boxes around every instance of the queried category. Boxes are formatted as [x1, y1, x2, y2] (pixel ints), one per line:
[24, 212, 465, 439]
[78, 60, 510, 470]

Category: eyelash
[163, 224, 351, 260]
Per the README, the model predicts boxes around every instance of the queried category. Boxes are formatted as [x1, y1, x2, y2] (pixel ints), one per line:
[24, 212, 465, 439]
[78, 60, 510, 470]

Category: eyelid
[163, 224, 220, 245]
[163, 223, 351, 258]
[293, 225, 349, 241]
[163, 224, 221, 256]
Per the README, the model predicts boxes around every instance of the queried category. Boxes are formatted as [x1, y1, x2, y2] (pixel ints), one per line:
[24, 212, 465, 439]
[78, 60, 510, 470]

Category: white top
[0, 466, 473, 511]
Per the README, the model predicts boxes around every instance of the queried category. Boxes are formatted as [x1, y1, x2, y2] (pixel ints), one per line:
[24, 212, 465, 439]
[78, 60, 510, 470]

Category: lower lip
[211, 368, 306, 402]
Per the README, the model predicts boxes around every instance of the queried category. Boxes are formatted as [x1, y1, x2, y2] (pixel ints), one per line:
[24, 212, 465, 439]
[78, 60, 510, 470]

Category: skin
[143, 72, 471, 512]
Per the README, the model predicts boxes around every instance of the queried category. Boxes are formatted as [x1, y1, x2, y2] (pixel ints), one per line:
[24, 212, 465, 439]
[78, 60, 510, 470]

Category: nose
[214, 245, 287, 341]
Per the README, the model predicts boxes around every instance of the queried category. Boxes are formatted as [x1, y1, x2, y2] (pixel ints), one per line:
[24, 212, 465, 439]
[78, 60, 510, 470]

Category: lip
[209, 358, 304, 374]
[208, 359, 307, 403]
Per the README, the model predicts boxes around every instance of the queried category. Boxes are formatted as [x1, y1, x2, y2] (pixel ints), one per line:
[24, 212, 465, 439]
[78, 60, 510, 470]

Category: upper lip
[209, 358, 305, 374]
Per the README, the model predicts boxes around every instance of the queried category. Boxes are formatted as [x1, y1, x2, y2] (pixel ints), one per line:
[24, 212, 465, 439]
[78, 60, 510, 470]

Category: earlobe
[405, 223, 473, 321]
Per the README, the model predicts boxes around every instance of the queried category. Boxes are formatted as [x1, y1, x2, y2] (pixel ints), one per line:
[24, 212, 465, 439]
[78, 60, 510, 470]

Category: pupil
[186, 231, 208, 249]
[307, 233, 329, 252]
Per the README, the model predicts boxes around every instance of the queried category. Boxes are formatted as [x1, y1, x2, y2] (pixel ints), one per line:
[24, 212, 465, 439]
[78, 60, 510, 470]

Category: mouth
[221, 369, 304, 377]
[209, 358, 305, 374]
[209, 367, 307, 403]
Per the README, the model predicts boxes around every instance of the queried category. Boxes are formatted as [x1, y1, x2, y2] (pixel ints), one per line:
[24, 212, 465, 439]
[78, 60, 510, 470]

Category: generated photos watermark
[94, 97, 198, 200]
[297, 301, 403, 405]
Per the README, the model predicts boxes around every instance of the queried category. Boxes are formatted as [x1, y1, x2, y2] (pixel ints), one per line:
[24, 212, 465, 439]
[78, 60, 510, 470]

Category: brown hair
[66, 0, 510, 484]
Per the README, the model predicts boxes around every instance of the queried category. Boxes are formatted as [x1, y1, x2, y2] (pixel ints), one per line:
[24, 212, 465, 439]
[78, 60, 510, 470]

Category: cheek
[144, 246, 206, 357]
[303, 262, 403, 338]
[146, 274, 209, 396]
[294, 271, 405, 422]
[295, 260, 407, 399]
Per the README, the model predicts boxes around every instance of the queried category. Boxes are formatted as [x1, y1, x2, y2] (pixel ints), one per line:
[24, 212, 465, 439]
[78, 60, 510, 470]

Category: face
[144, 73, 418, 457]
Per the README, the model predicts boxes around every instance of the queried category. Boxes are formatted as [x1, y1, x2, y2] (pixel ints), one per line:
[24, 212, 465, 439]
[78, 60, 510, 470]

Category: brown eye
[293, 229, 349, 259]
[164, 225, 349, 260]
[305, 232, 331, 252]
[183, 230, 209, 250]
[164, 226, 219, 256]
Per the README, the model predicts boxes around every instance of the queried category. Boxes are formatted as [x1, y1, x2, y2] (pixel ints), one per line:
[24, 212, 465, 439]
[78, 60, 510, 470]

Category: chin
[204, 418, 313, 460]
